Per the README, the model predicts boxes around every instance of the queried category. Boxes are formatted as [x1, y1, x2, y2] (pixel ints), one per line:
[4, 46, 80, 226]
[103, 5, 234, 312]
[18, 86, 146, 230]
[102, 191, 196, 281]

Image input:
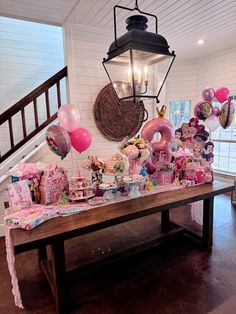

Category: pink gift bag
[155, 171, 173, 185]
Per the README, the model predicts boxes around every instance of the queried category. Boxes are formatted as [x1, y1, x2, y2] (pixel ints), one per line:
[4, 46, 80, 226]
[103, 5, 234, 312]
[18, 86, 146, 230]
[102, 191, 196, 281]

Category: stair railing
[0, 66, 67, 163]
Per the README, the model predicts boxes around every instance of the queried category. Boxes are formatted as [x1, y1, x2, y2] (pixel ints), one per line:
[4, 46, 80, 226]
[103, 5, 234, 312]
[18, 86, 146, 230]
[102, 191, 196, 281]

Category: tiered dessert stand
[69, 176, 94, 202]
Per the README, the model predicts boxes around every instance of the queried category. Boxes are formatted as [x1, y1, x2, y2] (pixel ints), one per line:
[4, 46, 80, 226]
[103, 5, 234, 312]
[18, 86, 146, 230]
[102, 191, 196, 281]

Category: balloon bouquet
[196, 86, 235, 131]
[46, 104, 92, 159]
[169, 86, 235, 180]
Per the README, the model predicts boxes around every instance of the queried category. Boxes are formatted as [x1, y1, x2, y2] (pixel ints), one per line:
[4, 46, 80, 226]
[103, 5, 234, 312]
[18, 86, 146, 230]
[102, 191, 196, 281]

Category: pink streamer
[5, 224, 24, 309]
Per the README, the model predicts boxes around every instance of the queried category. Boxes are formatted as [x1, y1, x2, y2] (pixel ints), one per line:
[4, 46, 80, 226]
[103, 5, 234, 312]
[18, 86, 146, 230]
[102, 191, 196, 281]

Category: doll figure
[175, 156, 188, 180]
[28, 178, 35, 202]
[181, 123, 192, 142]
[188, 117, 199, 135]
[33, 177, 41, 204]
[183, 139, 194, 152]
[193, 129, 209, 148]
[193, 143, 203, 158]
[171, 128, 184, 152]
[201, 142, 214, 164]
[175, 128, 183, 140]
[173, 173, 180, 185]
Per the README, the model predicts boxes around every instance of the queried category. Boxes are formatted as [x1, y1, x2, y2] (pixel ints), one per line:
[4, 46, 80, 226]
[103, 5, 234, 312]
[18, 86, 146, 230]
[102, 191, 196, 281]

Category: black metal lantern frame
[103, 0, 176, 103]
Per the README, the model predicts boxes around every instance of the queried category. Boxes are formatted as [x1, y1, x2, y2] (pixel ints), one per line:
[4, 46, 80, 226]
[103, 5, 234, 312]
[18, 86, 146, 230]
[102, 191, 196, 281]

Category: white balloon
[205, 115, 220, 132]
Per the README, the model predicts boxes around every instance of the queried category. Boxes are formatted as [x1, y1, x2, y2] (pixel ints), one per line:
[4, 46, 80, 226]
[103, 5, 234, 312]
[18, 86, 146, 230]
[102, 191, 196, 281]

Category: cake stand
[123, 176, 145, 198]
[99, 183, 117, 200]
[103, 172, 127, 187]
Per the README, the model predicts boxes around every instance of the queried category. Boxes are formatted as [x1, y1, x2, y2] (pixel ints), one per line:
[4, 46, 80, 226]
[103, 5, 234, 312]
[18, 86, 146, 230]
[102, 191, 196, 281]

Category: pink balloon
[69, 128, 92, 153]
[213, 106, 221, 117]
[202, 87, 215, 102]
[58, 104, 80, 132]
[46, 125, 71, 159]
[205, 115, 220, 132]
[215, 87, 229, 103]
[141, 117, 173, 164]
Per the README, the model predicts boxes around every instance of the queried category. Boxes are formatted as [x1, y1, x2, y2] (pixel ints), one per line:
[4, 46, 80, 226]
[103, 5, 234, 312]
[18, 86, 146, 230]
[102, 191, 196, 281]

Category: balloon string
[71, 148, 74, 176]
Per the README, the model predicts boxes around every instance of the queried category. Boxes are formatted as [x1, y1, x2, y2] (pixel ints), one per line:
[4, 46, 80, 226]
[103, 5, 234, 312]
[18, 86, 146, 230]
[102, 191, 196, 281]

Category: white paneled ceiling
[0, 0, 236, 60]
[0, 0, 78, 26]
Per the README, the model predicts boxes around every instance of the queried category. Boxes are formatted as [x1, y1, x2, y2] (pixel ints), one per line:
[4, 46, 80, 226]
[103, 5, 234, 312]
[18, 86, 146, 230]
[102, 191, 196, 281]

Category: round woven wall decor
[93, 83, 146, 142]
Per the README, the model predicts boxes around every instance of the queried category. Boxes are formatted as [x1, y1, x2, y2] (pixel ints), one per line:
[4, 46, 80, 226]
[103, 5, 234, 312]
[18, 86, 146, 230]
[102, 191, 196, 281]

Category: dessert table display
[4, 85, 235, 312]
[4, 181, 234, 313]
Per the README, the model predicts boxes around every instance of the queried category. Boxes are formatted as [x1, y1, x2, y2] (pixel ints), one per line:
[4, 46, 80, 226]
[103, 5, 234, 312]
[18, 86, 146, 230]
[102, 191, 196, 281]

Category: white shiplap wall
[196, 46, 236, 94]
[0, 16, 66, 156]
[165, 60, 198, 118]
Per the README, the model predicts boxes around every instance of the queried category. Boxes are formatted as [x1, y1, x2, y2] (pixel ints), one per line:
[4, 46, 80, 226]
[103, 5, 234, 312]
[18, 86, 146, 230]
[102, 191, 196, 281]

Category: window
[169, 100, 191, 130]
[211, 95, 236, 175]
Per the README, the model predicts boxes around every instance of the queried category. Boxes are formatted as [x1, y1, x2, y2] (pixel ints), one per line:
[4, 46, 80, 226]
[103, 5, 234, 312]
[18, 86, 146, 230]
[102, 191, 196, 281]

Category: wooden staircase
[0, 67, 67, 164]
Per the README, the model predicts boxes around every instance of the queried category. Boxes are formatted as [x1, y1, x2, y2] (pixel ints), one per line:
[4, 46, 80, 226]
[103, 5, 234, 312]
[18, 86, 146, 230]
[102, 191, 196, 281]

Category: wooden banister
[0, 66, 67, 164]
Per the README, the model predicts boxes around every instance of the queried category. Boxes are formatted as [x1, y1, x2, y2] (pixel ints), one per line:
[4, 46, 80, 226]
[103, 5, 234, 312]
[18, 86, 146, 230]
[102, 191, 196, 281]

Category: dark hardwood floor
[0, 193, 236, 314]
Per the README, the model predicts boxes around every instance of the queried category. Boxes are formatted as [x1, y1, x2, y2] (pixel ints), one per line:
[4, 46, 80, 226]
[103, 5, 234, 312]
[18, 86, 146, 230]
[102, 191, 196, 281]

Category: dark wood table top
[10, 181, 234, 253]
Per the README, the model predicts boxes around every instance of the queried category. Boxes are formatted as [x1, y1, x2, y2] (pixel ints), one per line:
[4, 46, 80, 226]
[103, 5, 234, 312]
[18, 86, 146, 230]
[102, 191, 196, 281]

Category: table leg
[161, 210, 170, 233]
[51, 240, 69, 314]
[202, 197, 214, 249]
[37, 246, 47, 268]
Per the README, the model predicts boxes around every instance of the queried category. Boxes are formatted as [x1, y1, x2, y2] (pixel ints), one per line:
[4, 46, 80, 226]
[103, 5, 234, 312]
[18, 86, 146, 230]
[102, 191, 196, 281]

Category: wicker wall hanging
[93, 83, 147, 142]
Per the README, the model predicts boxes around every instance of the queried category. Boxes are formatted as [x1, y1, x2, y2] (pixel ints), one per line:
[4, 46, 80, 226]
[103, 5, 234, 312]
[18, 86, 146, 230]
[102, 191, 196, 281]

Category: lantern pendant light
[103, 0, 176, 104]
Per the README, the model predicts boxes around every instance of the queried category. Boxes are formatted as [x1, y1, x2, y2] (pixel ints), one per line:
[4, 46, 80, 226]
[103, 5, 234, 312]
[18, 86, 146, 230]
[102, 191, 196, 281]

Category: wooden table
[10, 181, 234, 313]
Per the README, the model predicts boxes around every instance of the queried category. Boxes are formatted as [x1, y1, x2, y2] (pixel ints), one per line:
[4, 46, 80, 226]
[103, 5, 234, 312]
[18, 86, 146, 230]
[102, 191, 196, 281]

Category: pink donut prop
[141, 117, 174, 173]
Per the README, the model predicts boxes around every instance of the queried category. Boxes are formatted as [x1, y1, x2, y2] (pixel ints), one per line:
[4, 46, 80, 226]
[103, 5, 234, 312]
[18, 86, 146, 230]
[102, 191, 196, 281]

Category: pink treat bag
[155, 171, 173, 185]
[7, 180, 32, 212]
[40, 164, 69, 205]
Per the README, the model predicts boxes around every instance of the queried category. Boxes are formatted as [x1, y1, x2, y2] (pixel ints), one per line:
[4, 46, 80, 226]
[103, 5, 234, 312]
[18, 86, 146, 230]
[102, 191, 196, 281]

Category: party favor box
[10, 162, 45, 204]
[40, 164, 69, 205]
[7, 180, 33, 212]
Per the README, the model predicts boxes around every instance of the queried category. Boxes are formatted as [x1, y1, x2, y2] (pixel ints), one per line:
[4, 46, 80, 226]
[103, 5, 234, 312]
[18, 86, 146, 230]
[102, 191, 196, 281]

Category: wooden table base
[11, 182, 234, 314]
[38, 204, 213, 314]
